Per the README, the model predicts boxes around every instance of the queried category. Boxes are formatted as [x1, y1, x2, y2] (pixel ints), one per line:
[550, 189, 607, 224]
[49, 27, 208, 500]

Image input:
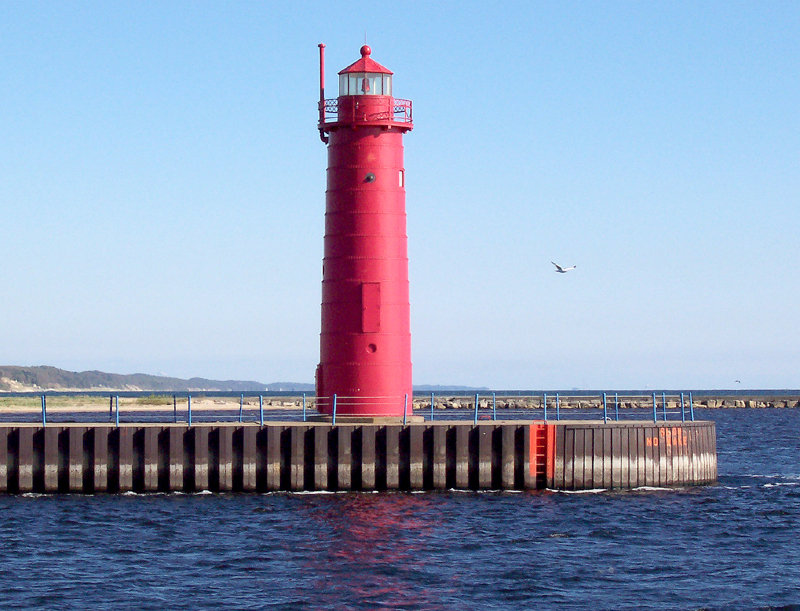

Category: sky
[1, 2, 798, 390]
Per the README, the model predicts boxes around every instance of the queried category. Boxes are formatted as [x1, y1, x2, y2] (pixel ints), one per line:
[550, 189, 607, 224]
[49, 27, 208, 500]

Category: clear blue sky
[1, 2, 798, 389]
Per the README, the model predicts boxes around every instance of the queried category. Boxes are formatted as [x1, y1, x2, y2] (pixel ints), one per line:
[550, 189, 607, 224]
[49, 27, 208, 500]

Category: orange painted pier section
[0, 421, 715, 493]
[535, 421, 717, 490]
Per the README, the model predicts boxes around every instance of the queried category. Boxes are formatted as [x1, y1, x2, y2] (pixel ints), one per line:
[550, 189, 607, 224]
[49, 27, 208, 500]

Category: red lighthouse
[315, 44, 413, 418]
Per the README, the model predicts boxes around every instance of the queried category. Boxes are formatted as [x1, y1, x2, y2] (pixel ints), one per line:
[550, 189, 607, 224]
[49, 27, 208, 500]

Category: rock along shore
[412, 395, 800, 411]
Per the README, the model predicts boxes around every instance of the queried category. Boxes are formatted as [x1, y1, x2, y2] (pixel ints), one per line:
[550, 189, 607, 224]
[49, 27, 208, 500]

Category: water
[0, 408, 798, 609]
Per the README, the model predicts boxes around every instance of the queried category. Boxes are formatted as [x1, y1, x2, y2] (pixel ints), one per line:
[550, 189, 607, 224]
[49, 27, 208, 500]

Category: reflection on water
[305, 493, 451, 610]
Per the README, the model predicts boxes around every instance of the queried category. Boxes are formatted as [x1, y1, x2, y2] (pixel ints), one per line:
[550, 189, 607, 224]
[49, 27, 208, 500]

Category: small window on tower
[399, 170, 404, 187]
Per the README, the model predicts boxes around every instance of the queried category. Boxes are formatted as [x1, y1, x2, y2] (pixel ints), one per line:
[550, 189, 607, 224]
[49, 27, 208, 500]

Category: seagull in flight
[551, 261, 576, 273]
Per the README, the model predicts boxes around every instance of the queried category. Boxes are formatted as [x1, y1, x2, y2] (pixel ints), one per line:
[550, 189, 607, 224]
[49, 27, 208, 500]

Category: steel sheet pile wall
[548, 422, 717, 490]
[0, 421, 716, 493]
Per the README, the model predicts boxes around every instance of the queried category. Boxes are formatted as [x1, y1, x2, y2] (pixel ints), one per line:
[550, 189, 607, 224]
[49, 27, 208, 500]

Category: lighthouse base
[307, 415, 425, 424]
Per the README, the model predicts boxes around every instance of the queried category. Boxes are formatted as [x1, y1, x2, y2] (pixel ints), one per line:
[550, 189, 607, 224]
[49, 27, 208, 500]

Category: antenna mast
[318, 43, 328, 144]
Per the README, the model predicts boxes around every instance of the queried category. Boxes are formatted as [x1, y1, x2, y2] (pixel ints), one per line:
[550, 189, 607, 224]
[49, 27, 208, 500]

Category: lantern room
[318, 44, 412, 136]
[337, 45, 393, 96]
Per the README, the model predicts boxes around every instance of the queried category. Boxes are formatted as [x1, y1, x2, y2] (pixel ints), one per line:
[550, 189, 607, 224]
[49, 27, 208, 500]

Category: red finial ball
[360, 45, 371, 57]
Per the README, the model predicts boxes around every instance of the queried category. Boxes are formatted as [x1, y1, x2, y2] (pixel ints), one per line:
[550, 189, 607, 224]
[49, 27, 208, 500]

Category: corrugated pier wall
[0, 421, 716, 493]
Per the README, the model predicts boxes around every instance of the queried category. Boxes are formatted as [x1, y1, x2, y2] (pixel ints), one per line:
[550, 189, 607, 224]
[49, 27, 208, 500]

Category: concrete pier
[0, 420, 716, 493]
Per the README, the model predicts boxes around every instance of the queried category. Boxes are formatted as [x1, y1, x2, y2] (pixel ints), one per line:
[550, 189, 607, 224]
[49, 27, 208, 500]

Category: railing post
[662, 392, 667, 421]
[239, 394, 244, 423]
[259, 395, 264, 426]
[615, 392, 619, 421]
[173, 394, 177, 423]
[41, 394, 46, 427]
[430, 392, 434, 421]
[652, 392, 657, 422]
[556, 392, 561, 421]
[680, 392, 686, 422]
[109, 394, 113, 422]
[602, 392, 608, 423]
[492, 392, 496, 421]
[403, 394, 408, 426]
[543, 392, 548, 421]
[473, 393, 479, 425]
[115, 395, 120, 427]
[188, 395, 192, 427]
[689, 392, 694, 421]
[332, 394, 337, 426]
[303, 393, 307, 422]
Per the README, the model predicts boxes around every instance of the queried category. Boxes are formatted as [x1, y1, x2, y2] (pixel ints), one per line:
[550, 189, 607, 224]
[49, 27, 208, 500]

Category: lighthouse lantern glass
[339, 73, 392, 96]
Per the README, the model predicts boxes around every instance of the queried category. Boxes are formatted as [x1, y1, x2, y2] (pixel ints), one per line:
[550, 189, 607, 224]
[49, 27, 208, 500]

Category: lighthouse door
[361, 282, 381, 333]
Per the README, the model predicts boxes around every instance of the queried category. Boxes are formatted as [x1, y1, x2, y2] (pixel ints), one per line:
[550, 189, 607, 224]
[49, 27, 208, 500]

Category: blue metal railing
[13, 390, 702, 427]
[422, 391, 697, 424]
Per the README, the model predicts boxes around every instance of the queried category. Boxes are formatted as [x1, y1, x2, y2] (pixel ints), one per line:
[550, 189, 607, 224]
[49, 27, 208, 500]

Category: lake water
[0, 408, 797, 609]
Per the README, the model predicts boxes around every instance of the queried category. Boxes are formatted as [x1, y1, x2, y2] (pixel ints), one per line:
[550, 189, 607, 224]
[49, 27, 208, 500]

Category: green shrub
[135, 394, 173, 406]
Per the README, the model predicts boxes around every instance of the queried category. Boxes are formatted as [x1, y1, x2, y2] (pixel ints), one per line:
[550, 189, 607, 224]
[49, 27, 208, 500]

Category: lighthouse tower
[315, 44, 414, 418]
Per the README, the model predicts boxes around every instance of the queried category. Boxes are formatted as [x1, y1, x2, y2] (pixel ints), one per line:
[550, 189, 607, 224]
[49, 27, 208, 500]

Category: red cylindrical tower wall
[317, 123, 411, 416]
[316, 45, 413, 418]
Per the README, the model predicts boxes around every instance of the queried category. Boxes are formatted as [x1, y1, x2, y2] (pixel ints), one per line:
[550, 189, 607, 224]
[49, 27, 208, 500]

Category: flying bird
[551, 261, 576, 273]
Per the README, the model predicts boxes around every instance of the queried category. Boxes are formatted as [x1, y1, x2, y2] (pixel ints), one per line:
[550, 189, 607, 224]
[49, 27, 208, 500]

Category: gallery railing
[319, 97, 413, 124]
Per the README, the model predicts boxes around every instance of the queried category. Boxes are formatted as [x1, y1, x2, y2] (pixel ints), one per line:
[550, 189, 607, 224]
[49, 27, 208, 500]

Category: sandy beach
[0, 395, 306, 414]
